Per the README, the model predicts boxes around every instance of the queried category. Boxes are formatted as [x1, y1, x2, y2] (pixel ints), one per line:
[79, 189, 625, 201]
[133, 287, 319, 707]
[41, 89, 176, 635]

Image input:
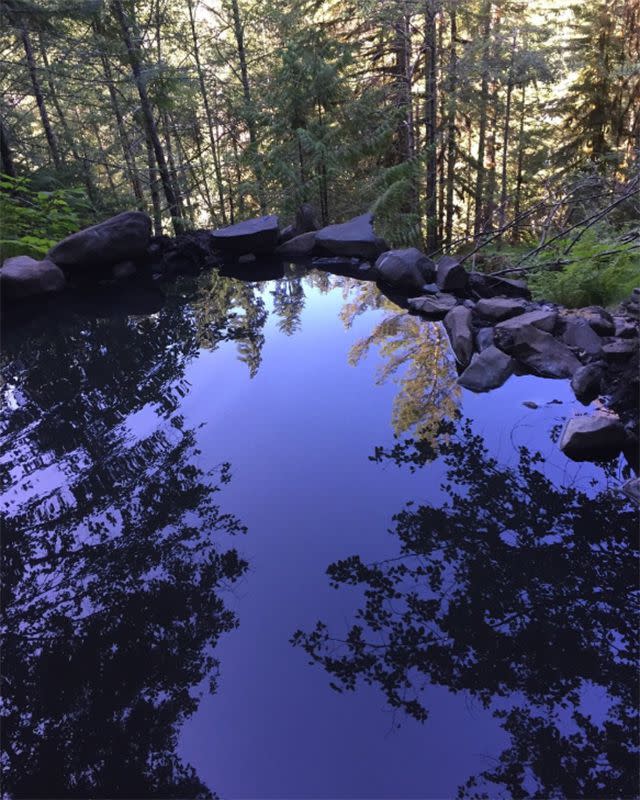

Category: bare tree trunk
[512, 84, 527, 243]
[229, 0, 266, 214]
[424, 0, 439, 253]
[0, 117, 17, 178]
[444, 7, 458, 249]
[18, 21, 62, 169]
[187, 0, 228, 224]
[498, 30, 517, 243]
[112, 0, 184, 234]
[473, 0, 492, 238]
[145, 136, 163, 236]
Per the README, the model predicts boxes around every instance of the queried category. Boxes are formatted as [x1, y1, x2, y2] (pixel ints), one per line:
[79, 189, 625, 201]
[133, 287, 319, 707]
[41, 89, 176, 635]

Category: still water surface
[1, 268, 637, 798]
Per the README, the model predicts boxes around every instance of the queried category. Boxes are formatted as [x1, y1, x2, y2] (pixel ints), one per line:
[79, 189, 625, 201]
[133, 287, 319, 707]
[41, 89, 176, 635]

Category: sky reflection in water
[1, 269, 637, 798]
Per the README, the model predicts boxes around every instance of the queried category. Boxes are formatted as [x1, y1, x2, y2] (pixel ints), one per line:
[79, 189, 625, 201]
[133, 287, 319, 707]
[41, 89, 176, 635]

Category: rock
[559, 414, 627, 462]
[48, 211, 152, 269]
[475, 326, 494, 352]
[315, 213, 387, 259]
[570, 363, 604, 404]
[436, 256, 468, 292]
[468, 272, 531, 300]
[278, 203, 319, 243]
[561, 319, 603, 358]
[443, 305, 474, 366]
[211, 214, 280, 255]
[613, 316, 638, 338]
[457, 346, 515, 392]
[475, 297, 528, 321]
[422, 283, 440, 294]
[312, 255, 377, 281]
[602, 339, 638, 362]
[563, 306, 615, 336]
[408, 293, 457, 320]
[523, 401, 539, 409]
[112, 260, 137, 280]
[621, 477, 640, 504]
[375, 248, 436, 292]
[0, 255, 66, 298]
[496, 324, 581, 379]
[495, 308, 558, 337]
[275, 231, 316, 258]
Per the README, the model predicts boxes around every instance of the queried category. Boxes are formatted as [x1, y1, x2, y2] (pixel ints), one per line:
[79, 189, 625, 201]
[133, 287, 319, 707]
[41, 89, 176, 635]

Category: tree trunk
[444, 8, 458, 250]
[473, 0, 492, 238]
[424, 0, 439, 253]
[112, 0, 184, 234]
[512, 84, 526, 243]
[0, 117, 17, 178]
[498, 30, 517, 243]
[187, 0, 228, 224]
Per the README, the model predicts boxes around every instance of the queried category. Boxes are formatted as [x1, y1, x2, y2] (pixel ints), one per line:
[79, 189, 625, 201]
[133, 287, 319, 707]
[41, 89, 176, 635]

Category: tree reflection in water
[339, 279, 460, 441]
[0, 276, 260, 798]
[293, 419, 639, 798]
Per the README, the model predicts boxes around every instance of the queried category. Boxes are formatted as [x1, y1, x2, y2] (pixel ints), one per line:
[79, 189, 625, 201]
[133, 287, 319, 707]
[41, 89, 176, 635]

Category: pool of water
[1, 267, 637, 798]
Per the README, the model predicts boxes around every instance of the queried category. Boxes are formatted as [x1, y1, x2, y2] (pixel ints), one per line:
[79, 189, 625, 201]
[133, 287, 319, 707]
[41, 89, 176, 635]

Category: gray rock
[570, 363, 604, 404]
[562, 319, 603, 357]
[475, 297, 528, 321]
[422, 283, 440, 294]
[408, 293, 457, 320]
[315, 213, 387, 259]
[443, 305, 474, 366]
[457, 346, 515, 392]
[475, 326, 494, 352]
[602, 339, 638, 361]
[468, 272, 531, 300]
[275, 231, 316, 258]
[621, 477, 640, 504]
[613, 316, 638, 338]
[495, 308, 558, 336]
[560, 414, 627, 461]
[375, 248, 436, 292]
[0, 255, 66, 298]
[436, 256, 468, 292]
[211, 214, 280, 255]
[48, 211, 152, 269]
[564, 307, 615, 336]
[496, 324, 581, 378]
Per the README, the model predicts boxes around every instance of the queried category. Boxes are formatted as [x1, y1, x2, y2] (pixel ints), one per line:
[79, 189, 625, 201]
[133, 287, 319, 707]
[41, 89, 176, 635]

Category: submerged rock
[496, 324, 580, 378]
[315, 213, 386, 259]
[211, 215, 280, 255]
[48, 211, 152, 270]
[443, 305, 474, 366]
[560, 414, 627, 461]
[408, 293, 457, 319]
[375, 248, 436, 292]
[570, 363, 604, 404]
[457, 346, 515, 392]
[1, 255, 66, 299]
[475, 297, 528, 321]
[436, 256, 468, 292]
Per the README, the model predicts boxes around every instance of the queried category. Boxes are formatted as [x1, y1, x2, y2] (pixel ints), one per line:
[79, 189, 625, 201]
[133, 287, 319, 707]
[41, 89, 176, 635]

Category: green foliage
[529, 227, 640, 307]
[0, 173, 91, 260]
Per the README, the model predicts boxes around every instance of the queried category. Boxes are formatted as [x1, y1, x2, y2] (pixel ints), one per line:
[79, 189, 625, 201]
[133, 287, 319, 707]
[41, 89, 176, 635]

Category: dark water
[1, 267, 638, 798]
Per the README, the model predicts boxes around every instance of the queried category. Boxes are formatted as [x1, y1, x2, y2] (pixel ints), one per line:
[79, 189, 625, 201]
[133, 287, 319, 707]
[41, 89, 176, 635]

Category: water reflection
[340, 279, 460, 440]
[292, 418, 639, 797]
[0, 276, 255, 797]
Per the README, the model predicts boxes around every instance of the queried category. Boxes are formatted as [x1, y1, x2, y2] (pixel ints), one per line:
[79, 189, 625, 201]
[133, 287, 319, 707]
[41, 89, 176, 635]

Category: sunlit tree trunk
[473, 0, 492, 238]
[424, 0, 439, 253]
[444, 7, 458, 249]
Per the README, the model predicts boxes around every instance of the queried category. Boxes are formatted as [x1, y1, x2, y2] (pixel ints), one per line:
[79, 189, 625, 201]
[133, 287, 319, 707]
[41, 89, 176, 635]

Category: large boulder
[315, 213, 387, 259]
[457, 346, 515, 392]
[48, 211, 152, 270]
[560, 414, 627, 462]
[408, 293, 457, 320]
[469, 272, 531, 300]
[275, 231, 317, 258]
[561, 319, 603, 358]
[562, 306, 615, 336]
[374, 248, 436, 292]
[496, 322, 580, 379]
[443, 305, 474, 366]
[211, 214, 280, 255]
[475, 297, 528, 322]
[602, 339, 638, 362]
[1, 255, 66, 299]
[436, 256, 468, 292]
[570, 363, 604, 404]
[494, 308, 558, 337]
